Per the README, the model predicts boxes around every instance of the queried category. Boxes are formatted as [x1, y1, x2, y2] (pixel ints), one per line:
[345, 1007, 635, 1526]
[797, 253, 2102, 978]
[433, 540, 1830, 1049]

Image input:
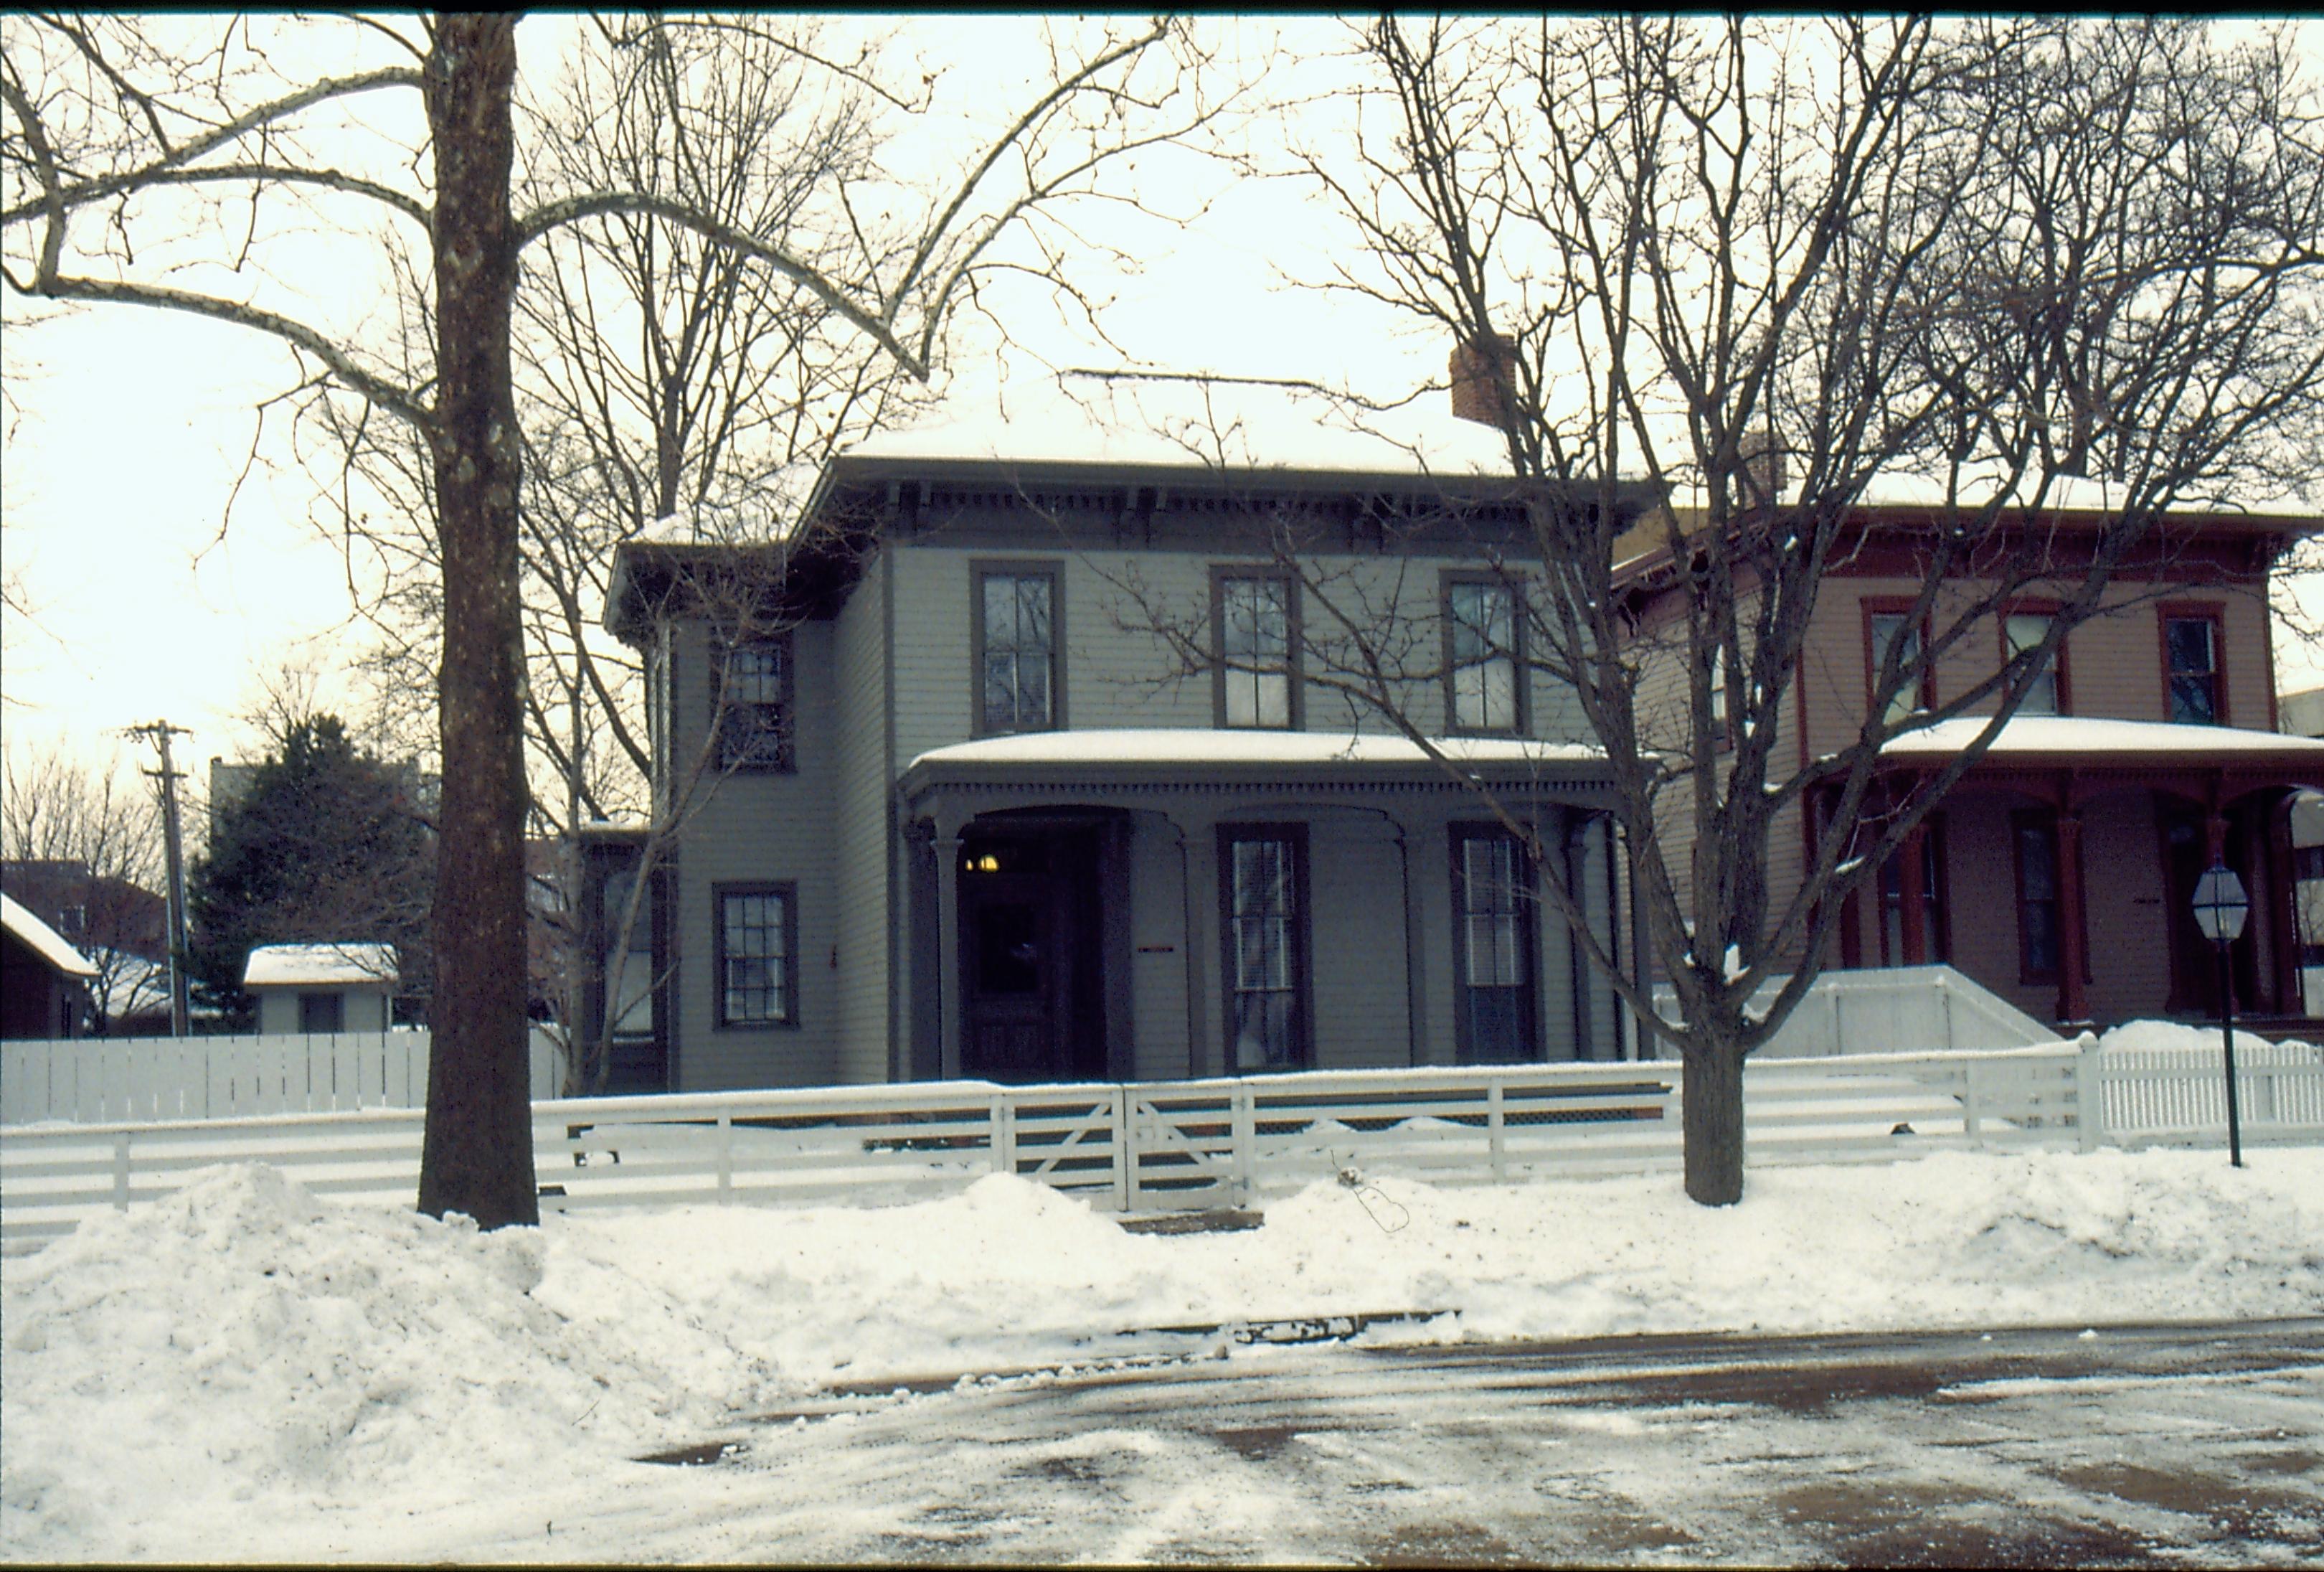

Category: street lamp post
[2190, 860, 2249, 1169]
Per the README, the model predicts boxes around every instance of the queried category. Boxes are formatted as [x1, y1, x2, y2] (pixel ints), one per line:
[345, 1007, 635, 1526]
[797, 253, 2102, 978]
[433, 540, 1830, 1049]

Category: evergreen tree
[189, 716, 435, 1026]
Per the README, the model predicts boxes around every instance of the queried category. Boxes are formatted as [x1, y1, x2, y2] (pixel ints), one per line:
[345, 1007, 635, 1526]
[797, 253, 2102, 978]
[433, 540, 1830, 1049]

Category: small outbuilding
[1, 892, 98, 1039]
[243, 943, 399, 1035]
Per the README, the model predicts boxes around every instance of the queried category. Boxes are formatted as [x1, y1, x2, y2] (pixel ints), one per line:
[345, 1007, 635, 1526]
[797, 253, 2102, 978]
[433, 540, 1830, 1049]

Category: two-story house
[1616, 502, 2324, 1032]
[587, 410, 1657, 1094]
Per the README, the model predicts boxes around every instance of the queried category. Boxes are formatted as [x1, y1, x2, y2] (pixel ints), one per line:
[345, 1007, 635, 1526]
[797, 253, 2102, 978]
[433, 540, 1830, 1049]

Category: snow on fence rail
[0, 1030, 567, 1124]
[4, 1040, 2318, 1248]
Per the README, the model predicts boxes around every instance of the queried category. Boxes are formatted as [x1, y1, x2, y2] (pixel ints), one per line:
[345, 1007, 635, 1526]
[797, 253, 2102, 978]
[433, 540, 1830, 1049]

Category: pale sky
[4, 15, 2320, 791]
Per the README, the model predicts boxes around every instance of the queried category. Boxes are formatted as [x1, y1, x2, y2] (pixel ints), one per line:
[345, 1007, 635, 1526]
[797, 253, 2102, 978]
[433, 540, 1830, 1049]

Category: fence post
[1488, 1077, 1507, 1182]
[112, 1129, 131, 1210]
[1962, 1057, 1983, 1144]
[1232, 1083, 1255, 1208]
[991, 1093, 1018, 1178]
[1110, 1084, 1131, 1213]
[715, 1112, 733, 1202]
[2073, 1032, 2103, 1152]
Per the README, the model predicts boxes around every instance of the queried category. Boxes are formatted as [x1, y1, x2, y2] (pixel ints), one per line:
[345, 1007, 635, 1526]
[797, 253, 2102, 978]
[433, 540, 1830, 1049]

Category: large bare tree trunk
[1681, 1043, 1746, 1207]
[417, 14, 537, 1230]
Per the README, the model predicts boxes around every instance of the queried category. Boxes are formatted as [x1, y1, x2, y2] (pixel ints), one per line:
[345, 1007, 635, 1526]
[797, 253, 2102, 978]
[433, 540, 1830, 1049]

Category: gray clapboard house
[585, 394, 1651, 1095]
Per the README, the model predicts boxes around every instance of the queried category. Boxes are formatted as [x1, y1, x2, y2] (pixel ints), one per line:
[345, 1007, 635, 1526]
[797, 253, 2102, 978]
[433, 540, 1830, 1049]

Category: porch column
[1389, 809, 1427, 1066]
[1178, 807, 1220, 1078]
[1896, 822, 1929, 965]
[1100, 814, 1135, 1079]
[932, 799, 973, 1081]
[2054, 809, 2089, 1028]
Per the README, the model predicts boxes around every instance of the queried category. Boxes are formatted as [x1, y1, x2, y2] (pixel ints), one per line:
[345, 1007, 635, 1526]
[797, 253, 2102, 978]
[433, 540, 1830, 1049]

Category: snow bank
[2099, 1019, 2322, 1056]
[4, 1149, 2321, 1560]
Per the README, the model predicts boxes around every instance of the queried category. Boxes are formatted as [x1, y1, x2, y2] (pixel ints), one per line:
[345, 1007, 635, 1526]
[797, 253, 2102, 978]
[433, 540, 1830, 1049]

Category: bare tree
[3, 11, 1217, 1223]
[1, 745, 165, 1029]
[1126, 17, 2324, 1204]
[278, 15, 1238, 1093]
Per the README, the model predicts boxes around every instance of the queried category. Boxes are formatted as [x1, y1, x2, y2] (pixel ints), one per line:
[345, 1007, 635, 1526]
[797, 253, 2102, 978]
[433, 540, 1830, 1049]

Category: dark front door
[963, 862, 1060, 1080]
[2161, 806, 2257, 1016]
[958, 828, 1110, 1083]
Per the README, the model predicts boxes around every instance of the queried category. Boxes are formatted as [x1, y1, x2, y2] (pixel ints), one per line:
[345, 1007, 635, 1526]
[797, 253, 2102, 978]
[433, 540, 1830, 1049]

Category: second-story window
[1217, 572, 1295, 728]
[2163, 609, 2223, 724]
[977, 567, 1058, 733]
[2003, 611, 2064, 716]
[714, 634, 793, 771]
[1447, 577, 1521, 733]
[1865, 603, 1929, 726]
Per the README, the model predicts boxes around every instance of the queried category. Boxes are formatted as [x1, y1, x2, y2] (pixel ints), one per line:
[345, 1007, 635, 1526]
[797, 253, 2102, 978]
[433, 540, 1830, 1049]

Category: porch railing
[1649, 964, 2059, 1059]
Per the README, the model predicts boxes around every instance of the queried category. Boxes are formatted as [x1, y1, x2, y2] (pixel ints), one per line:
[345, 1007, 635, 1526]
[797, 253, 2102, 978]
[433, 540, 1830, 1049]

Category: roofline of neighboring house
[1610, 502, 2324, 598]
[0, 891, 98, 979]
[607, 452, 1662, 641]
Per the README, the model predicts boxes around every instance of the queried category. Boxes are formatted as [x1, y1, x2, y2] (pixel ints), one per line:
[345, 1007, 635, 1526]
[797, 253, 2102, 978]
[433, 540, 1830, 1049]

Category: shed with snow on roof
[243, 942, 399, 1035]
[1, 892, 98, 1039]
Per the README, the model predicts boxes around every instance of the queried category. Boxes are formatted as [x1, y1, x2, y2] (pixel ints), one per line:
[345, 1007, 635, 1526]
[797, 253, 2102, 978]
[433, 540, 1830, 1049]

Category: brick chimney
[1739, 430, 1787, 507]
[1449, 333, 1518, 427]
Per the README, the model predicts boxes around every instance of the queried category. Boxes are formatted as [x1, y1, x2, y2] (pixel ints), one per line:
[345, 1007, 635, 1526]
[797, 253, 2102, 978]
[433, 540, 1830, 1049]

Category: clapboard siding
[660, 618, 841, 1090]
[830, 561, 893, 1083]
[886, 540, 1592, 759]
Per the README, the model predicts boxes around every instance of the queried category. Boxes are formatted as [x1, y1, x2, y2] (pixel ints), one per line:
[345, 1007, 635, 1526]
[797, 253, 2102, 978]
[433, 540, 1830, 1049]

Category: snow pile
[4, 1148, 2321, 1559]
[2099, 1019, 2322, 1056]
[0, 1165, 769, 1556]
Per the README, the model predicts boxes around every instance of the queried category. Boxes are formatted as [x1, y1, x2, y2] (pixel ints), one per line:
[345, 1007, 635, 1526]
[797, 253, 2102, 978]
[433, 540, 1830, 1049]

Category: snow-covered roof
[907, 729, 1604, 785]
[848, 372, 1518, 481]
[242, 943, 400, 990]
[1881, 715, 2324, 761]
[1, 893, 98, 979]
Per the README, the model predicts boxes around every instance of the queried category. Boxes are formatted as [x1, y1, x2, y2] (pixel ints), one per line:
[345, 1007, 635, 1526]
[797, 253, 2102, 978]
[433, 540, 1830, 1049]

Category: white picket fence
[0, 1030, 568, 1125]
[4, 1038, 2319, 1249]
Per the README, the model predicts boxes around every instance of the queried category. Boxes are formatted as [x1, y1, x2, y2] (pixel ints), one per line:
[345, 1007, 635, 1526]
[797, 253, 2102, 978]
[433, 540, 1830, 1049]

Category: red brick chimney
[1739, 430, 1787, 507]
[1450, 334, 1518, 427]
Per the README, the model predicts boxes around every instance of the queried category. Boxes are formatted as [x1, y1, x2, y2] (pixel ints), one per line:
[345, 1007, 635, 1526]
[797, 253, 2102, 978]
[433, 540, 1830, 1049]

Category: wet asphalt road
[586, 1318, 2324, 1565]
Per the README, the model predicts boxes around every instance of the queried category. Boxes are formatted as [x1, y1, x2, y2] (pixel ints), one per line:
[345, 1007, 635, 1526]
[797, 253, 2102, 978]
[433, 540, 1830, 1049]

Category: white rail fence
[5, 1040, 2319, 1249]
[0, 1030, 568, 1125]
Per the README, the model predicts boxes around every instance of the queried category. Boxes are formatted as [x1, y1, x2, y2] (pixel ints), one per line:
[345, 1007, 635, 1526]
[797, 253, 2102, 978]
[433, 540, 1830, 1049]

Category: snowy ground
[4, 1145, 2322, 1562]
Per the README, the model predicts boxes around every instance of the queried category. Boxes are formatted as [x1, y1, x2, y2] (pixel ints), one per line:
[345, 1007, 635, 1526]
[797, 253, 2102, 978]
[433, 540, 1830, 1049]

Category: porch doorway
[2160, 805, 2259, 1016]
[958, 821, 1112, 1082]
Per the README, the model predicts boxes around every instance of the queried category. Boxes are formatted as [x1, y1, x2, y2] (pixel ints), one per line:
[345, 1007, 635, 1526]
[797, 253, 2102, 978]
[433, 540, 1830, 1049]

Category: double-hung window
[1452, 827, 1536, 1063]
[1216, 572, 1296, 728]
[976, 566, 1059, 733]
[2162, 608, 2224, 724]
[298, 992, 344, 1034]
[2012, 812, 2061, 984]
[1220, 826, 1308, 1070]
[716, 883, 796, 1028]
[1446, 576, 1522, 733]
[2003, 611, 2065, 716]
[1864, 602, 1929, 726]
[714, 635, 793, 771]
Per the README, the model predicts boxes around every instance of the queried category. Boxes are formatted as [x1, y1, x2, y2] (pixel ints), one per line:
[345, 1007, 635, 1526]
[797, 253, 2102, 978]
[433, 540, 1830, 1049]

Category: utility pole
[126, 721, 192, 1037]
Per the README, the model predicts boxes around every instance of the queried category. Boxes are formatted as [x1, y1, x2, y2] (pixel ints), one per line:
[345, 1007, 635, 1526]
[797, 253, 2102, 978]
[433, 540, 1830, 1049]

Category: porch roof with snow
[899, 728, 1614, 799]
[242, 943, 400, 991]
[1, 893, 97, 979]
[1875, 716, 2324, 799]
